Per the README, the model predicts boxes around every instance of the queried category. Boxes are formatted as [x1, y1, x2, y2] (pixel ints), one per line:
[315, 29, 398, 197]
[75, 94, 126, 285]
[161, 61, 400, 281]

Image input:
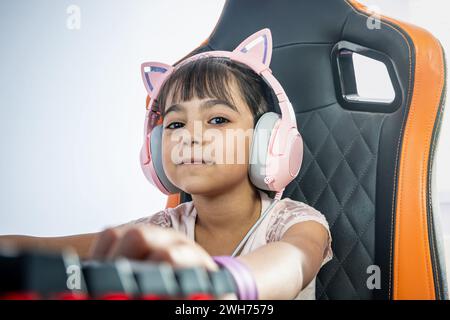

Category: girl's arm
[88, 222, 330, 300]
[236, 220, 330, 300]
[0, 233, 99, 259]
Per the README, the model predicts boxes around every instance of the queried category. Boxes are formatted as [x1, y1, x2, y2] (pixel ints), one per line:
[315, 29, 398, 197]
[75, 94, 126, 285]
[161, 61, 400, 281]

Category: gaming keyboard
[0, 247, 237, 300]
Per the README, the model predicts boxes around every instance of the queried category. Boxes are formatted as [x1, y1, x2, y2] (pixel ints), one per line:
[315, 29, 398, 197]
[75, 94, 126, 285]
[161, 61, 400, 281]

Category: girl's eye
[165, 122, 184, 129]
[165, 117, 229, 129]
[208, 117, 230, 125]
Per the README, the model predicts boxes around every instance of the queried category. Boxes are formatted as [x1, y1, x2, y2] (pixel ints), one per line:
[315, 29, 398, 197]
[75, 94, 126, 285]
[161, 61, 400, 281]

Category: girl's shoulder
[265, 194, 333, 265]
[266, 194, 331, 240]
[273, 196, 326, 223]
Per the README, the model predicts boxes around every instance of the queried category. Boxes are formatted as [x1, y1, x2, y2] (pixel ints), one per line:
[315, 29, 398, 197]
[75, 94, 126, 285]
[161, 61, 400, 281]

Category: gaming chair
[150, 0, 448, 300]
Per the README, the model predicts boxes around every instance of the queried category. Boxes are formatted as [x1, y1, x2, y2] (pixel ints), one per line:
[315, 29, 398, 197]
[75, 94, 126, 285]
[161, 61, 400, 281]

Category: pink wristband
[212, 256, 258, 300]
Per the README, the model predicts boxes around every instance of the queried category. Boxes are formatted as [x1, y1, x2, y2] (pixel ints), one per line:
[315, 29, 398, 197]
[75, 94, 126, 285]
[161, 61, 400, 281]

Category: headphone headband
[141, 29, 297, 138]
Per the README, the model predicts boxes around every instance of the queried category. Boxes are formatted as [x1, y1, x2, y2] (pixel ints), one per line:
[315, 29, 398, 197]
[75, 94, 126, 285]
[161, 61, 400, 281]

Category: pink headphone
[140, 28, 303, 198]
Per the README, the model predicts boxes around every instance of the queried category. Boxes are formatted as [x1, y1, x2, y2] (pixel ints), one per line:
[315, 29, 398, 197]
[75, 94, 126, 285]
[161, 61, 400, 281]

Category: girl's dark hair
[156, 56, 277, 125]
[157, 56, 278, 199]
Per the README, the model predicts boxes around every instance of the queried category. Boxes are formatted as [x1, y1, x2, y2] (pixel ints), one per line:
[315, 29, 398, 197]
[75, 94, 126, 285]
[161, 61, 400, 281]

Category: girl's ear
[141, 62, 174, 98]
[233, 28, 273, 68]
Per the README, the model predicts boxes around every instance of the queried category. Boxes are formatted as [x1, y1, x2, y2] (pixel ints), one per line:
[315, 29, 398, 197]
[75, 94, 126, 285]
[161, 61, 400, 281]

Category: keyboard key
[81, 259, 139, 298]
[208, 268, 237, 297]
[131, 261, 180, 298]
[174, 267, 213, 297]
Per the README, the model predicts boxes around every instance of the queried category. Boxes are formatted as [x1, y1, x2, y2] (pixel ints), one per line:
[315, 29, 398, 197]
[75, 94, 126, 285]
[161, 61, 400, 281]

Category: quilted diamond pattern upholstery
[284, 103, 386, 299]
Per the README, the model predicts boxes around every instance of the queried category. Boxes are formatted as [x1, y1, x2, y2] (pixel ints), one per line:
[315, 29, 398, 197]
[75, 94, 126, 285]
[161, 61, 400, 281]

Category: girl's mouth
[180, 160, 214, 167]
[182, 161, 206, 165]
[180, 157, 213, 165]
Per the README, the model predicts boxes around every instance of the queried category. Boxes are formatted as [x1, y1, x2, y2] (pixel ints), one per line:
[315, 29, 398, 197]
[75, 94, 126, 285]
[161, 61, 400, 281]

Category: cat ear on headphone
[141, 62, 174, 99]
[233, 28, 273, 68]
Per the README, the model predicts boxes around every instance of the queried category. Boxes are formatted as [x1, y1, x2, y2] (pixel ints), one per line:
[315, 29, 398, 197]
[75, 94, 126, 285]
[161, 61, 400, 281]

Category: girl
[0, 29, 333, 300]
[89, 29, 333, 300]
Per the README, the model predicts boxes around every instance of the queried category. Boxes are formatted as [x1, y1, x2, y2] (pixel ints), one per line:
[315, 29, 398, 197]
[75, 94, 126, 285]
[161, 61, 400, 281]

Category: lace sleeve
[266, 200, 333, 266]
[124, 210, 172, 228]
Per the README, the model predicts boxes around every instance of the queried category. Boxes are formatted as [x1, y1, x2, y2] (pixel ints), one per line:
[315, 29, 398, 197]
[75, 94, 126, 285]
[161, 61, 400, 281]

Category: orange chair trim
[347, 0, 445, 299]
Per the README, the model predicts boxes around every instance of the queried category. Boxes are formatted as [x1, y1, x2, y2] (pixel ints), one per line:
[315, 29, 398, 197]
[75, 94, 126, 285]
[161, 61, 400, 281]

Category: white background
[0, 0, 448, 248]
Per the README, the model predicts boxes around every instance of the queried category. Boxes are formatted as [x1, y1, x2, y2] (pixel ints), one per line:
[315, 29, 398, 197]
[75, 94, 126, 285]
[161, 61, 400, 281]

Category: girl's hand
[88, 225, 237, 300]
[88, 224, 219, 272]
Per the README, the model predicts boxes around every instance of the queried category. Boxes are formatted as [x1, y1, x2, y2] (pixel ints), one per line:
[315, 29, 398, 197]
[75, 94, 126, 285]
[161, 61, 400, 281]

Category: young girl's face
[161, 78, 255, 196]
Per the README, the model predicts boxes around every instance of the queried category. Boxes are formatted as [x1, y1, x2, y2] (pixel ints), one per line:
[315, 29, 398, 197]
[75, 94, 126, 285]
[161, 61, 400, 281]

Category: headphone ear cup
[149, 125, 181, 194]
[249, 112, 280, 190]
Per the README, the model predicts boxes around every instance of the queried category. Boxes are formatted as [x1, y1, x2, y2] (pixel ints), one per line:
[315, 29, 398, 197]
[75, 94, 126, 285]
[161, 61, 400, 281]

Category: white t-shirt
[127, 190, 333, 299]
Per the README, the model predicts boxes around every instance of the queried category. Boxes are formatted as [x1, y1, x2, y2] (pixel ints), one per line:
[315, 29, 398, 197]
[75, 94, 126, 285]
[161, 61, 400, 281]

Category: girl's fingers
[138, 227, 219, 270]
[105, 225, 219, 271]
[147, 243, 219, 271]
[88, 226, 127, 259]
[105, 225, 179, 260]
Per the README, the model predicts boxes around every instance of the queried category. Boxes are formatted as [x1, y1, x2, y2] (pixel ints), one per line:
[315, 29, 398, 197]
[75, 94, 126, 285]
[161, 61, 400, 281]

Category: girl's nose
[178, 131, 202, 148]
[188, 137, 201, 146]
[181, 122, 203, 146]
